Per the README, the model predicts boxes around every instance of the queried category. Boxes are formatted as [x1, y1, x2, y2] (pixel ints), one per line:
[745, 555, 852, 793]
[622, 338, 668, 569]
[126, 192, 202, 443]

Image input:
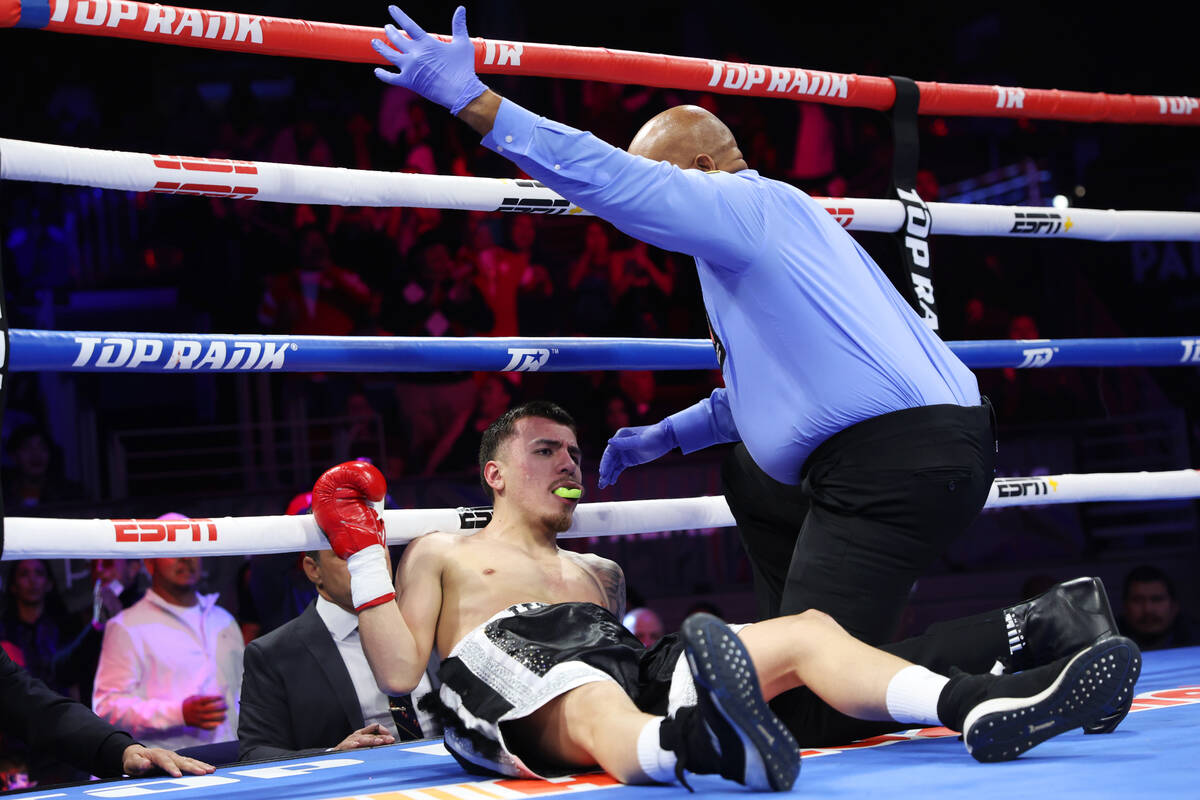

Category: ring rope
[8, 330, 1200, 373]
[4, 137, 1199, 241]
[3, 0, 1197, 124]
[3, 469, 1198, 560]
[2, 6, 1196, 574]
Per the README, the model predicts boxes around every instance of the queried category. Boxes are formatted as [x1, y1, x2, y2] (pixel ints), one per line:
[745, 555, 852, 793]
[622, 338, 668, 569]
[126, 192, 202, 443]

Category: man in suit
[1, 646, 213, 781]
[236, 548, 428, 761]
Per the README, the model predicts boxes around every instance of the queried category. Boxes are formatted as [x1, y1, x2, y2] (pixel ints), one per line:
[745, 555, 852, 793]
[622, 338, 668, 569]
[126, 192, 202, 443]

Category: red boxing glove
[313, 461, 387, 559]
[312, 461, 394, 611]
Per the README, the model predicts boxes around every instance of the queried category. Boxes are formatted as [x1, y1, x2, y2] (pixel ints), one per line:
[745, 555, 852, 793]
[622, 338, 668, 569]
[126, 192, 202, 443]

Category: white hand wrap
[346, 544, 395, 611]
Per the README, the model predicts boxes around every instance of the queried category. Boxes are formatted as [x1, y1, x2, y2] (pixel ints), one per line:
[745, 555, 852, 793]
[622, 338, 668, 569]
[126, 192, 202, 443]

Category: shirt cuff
[97, 731, 137, 778]
[481, 99, 541, 158]
[669, 402, 719, 454]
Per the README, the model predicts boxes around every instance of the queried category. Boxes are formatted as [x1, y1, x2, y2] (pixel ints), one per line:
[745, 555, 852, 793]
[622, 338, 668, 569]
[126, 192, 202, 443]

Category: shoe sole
[1083, 692, 1133, 734]
[1013, 577, 1127, 734]
[682, 614, 800, 792]
[963, 636, 1141, 763]
[1071, 580, 1128, 734]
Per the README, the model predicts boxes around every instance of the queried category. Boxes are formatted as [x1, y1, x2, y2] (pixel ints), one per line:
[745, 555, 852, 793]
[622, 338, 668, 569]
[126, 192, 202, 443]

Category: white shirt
[315, 595, 397, 737]
[93, 589, 244, 749]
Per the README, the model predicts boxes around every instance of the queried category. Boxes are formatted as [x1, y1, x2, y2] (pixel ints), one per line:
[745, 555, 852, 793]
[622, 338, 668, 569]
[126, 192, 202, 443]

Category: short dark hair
[478, 401, 577, 499]
[1123, 564, 1176, 602]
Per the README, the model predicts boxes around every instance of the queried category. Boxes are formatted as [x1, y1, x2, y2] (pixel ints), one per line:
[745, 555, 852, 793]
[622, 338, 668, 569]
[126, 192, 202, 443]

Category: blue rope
[9, 329, 1199, 373]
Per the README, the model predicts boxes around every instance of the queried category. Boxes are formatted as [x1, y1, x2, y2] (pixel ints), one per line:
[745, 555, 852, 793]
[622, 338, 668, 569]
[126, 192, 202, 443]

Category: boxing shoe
[660, 613, 799, 792]
[938, 636, 1140, 763]
[1000, 577, 1128, 733]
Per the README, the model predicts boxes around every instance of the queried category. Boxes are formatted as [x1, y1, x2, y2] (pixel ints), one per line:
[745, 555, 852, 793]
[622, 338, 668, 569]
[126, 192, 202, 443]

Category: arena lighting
[1052, 194, 1070, 208]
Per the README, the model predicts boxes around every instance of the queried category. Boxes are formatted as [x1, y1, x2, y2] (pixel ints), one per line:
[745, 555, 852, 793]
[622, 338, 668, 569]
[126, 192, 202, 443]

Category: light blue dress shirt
[483, 100, 980, 484]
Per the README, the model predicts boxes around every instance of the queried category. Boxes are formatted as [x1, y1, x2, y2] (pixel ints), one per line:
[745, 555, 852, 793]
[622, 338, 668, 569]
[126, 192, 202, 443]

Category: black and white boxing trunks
[420, 602, 710, 779]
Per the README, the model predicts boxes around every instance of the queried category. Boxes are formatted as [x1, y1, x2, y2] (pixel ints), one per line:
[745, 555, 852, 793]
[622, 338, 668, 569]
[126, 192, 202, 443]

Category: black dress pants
[721, 400, 1000, 745]
[722, 400, 996, 641]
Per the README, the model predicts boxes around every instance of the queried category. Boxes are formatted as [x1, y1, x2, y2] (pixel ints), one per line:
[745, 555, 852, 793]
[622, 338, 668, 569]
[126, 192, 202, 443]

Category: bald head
[628, 105, 747, 173]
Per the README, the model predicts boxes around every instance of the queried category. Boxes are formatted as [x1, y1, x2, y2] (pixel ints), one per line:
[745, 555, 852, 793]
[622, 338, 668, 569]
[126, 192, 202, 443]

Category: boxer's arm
[357, 533, 446, 696]
[570, 552, 628, 620]
[312, 461, 438, 695]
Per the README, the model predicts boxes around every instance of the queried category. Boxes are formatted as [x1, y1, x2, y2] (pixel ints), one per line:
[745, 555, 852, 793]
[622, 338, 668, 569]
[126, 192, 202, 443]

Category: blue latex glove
[371, 5, 488, 115]
[598, 420, 679, 489]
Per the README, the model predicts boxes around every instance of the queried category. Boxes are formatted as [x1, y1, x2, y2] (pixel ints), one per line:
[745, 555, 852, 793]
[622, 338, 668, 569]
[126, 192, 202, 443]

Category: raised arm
[371, 7, 765, 268]
[357, 533, 446, 695]
[311, 461, 439, 695]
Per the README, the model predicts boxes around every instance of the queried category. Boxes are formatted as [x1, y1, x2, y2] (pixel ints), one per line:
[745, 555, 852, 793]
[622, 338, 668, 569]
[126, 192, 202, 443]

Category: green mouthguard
[553, 487, 582, 499]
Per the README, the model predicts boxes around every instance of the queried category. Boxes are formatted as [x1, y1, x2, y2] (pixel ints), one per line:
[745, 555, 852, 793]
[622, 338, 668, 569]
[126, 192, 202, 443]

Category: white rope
[3, 137, 1199, 241]
[3, 470, 1196, 560]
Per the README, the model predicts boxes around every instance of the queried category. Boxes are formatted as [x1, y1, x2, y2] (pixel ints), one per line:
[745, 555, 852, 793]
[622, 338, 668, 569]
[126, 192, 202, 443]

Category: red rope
[4, 0, 1198, 125]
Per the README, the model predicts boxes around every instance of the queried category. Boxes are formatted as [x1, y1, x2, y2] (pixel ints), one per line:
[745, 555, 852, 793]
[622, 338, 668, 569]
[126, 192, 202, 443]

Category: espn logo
[825, 207, 855, 228]
[457, 507, 494, 530]
[1010, 211, 1070, 235]
[497, 180, 577, 214]
[114, 518, 218, 543]
[152, 155, 260, 199]
[497, 197, 573, 214]
[994, 477, 1057, 498]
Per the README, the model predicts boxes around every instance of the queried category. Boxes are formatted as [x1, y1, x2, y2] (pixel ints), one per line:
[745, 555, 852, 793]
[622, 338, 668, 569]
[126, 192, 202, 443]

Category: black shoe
[670, 613, 799, 791]
[939, 636, 1141, 763]
[1000, 577, 1127, 734]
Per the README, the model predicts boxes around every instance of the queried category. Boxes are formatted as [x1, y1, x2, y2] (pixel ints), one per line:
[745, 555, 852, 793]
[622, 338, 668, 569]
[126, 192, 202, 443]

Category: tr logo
[1017, 347, 1055, 368]
[1181, 339, 1200, 364]
[483, 40, 523, 66]
[502, 348, 550, 372]
[995, 87, 1025, 109]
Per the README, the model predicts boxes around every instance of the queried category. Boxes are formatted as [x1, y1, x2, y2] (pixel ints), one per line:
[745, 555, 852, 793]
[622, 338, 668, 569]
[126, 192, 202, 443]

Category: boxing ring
[2, 649, 1197, 798]
[2, 1, 1200, 796]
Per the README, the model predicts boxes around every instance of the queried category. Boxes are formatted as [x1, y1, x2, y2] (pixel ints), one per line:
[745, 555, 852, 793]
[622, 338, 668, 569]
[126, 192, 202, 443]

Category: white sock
[885, 665, 950, 725]
[635, 718, 677, 784]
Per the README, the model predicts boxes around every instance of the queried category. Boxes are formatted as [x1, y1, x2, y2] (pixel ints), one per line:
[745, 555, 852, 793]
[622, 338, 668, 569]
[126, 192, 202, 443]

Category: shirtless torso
[356, 413, 627, 695]
[414, 530, 626, 657]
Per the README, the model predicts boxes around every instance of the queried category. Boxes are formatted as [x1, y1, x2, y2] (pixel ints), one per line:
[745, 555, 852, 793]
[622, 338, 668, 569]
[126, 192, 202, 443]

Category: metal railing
[108, 412, 387, 500]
